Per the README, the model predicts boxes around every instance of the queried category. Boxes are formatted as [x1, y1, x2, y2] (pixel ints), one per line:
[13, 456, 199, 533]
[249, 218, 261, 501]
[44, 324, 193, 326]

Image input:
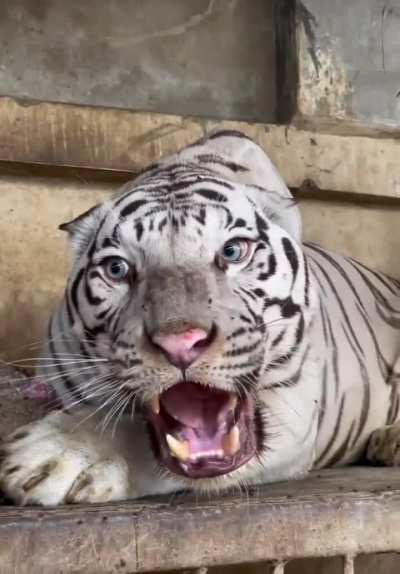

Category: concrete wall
[0, 0, 276, 123]
[3, 0, 400, 133]
[281, 0, 400, 132]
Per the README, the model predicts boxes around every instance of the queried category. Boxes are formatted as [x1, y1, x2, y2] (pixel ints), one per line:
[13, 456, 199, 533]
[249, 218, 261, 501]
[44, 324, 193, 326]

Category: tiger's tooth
[222, 425, 240, 456]
[228, 396, 238, 411]
[150, 395, 160, 415]
[166, 434, 190, 461]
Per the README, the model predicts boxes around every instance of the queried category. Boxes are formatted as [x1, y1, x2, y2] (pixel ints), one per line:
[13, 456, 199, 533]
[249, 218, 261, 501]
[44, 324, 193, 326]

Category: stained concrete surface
[293, 0, 400, 129]
[2, 1, 400, 132]
[0, 0, 276, 122]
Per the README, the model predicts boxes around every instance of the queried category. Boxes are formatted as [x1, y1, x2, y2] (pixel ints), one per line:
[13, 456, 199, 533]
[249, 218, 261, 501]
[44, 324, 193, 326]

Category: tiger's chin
[145, 381, 259, 479]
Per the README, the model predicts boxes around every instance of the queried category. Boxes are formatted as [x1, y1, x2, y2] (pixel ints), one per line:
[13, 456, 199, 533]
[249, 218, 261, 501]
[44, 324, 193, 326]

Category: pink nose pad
[152, 328, 209, 368]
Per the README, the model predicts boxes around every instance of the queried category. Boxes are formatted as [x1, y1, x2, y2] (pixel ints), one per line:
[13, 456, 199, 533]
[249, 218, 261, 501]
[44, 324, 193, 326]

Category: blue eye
[221, 239, 250, 264]
[104, 257, 130, 281]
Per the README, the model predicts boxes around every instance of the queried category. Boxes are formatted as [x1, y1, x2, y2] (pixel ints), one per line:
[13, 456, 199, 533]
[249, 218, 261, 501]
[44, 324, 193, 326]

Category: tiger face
[59, 131, 316, 486]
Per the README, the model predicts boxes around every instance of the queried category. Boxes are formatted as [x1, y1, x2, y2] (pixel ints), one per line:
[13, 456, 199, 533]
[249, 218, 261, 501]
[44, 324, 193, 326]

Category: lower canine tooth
[223, 425, 240, 456]
[228, 396, 238, 411]
[166, 434, 190, 461]
[150, 395, 160, 415]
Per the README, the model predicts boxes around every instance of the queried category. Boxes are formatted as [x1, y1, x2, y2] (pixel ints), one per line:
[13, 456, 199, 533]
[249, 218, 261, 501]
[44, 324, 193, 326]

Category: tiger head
[58, 131, 317, 488]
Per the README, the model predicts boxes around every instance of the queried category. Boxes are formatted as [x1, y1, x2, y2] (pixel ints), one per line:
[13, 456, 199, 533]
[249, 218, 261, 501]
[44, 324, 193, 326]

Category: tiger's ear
[181, 130, 302, 242]
[59, 204, 104, 260]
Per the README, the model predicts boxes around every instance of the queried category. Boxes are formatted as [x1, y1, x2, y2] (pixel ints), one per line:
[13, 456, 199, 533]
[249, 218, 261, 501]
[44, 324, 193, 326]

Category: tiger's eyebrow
[228, 217, 255, 232]
[195, 153, 249, 173]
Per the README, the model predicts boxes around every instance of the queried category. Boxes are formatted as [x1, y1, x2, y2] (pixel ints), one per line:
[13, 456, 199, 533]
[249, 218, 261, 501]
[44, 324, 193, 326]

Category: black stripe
[303, 255, 310, 306]
[47, 321, 86, 404]
[387, 385, 400, 425]
[120, 200, 148, 218]
[236, 291, 262, 324]
[207, 130, 252, 141]
[341, 321, 370, 449]
[310, 257, 364, 356]
[323, 421, 355, 467]
[295, 314, 305, 345]
[135, 221, 144, 241]
[263, 296, 300, 319]
[314, 394, 345, 466]
[218, 358, 261, 371]
[306, 243, 365, 310]
[64, 290, 74, 326]
[268, 343, 310, 387]
[233, 367, 261, 396]
[239, 287, 258, 302]
[84, 274, 104, 306]
[230, 218, 248, 229]
[356, 303, 391, 380]
[196, 153, 248, 173]
[102, 237, 120, 249]
[347, 255, 400, 296]
[70, 268, 84, 312]
[322, 303, 340, 400]
[195, 188, 228, 202]
[158, 217, 168, 232]
[270, 329, 285, 348]
[282, 237, 299, 283]
[257, 253, 277, 282]
[227, 327, 247, 341]
[224, 339, 262, 358]
[317, 362, 328, 432]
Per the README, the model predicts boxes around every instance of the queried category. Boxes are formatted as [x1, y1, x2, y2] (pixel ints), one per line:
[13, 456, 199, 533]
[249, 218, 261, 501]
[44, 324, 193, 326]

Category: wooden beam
[1, 97, 400, 199]
[1, 467, 400, 573]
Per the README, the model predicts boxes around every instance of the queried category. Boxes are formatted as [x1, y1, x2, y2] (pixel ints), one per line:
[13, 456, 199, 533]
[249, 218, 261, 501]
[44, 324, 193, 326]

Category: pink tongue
[160, 382, 233, 433]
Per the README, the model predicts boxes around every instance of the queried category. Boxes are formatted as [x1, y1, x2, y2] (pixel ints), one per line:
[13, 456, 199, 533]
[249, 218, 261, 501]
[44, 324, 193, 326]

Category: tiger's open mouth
[146, 382, 257, 479]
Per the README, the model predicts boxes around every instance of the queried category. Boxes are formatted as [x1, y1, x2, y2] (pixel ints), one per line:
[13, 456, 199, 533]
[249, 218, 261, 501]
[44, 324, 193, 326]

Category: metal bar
[0, 96, 400, 199]
[0, 468, 400, 572]
[343, 555, 355, 574]
[272, 561, 286, 574]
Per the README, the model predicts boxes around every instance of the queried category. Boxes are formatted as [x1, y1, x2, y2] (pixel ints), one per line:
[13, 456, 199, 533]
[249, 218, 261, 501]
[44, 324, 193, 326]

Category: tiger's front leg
[0, 409, 179, 506]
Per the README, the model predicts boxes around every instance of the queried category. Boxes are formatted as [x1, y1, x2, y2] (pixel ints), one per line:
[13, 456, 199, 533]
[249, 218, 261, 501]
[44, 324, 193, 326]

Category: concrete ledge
[2, 97, 400, 199]
[0, 468, 400, 573]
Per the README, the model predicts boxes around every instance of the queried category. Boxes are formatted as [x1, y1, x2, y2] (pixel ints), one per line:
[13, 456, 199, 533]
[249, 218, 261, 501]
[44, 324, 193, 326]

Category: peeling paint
[297, 24, 353, 120]
[297, 2, 320, 76]
[294, 0, 400, 129]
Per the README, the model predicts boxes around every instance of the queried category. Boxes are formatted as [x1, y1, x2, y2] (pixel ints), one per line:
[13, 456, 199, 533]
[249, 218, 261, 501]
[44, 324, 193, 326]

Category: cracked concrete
[108, 0, 218, 48]
[0, 0, 276, 122]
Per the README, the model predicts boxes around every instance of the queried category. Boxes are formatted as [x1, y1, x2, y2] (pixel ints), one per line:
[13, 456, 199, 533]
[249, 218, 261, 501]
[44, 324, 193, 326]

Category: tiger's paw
[366, 423, 400, 466]
[0, 411, 130, 505]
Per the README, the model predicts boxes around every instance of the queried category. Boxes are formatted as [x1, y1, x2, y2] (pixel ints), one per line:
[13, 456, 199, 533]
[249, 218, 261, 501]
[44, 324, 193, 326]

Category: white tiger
[1, 130, 400, 506]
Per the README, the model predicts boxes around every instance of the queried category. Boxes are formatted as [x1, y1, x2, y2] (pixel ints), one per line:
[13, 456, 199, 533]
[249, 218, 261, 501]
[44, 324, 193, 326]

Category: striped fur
[2, 130, 400, 504]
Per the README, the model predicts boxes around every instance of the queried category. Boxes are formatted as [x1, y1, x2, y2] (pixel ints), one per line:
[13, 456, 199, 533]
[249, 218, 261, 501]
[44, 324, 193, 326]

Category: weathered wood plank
[1, 97, 400, 199]
[0, 467, 400, 573]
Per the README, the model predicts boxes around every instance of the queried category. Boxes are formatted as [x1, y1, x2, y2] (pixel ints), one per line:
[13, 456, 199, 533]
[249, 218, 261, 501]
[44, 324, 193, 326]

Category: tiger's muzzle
[140, 267, 259, 479]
